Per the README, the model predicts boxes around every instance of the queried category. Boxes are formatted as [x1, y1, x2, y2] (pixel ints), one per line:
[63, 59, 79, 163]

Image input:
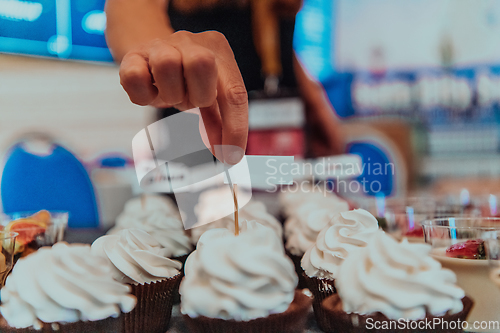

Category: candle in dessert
[422, 217, 500, 332]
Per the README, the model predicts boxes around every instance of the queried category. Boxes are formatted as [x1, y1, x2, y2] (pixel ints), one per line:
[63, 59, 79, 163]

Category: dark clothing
[168, 3, 297, 91]
[158, 4, 297, 120]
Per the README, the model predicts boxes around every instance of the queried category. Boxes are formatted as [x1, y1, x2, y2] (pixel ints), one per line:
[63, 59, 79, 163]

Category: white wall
[0, 54, 152, 159]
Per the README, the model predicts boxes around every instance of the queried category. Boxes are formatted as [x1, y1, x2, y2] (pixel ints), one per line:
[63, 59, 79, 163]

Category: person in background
[105, 0, 344, 162]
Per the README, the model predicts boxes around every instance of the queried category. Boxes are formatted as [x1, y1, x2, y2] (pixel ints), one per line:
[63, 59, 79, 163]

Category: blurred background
[2, 0, 500, 226]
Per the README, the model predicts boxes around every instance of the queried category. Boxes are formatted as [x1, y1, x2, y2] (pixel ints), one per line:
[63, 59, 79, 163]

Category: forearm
[294, 53, 344, 155]
[293, 53, 339, 121]
[105, 0, 174, 63]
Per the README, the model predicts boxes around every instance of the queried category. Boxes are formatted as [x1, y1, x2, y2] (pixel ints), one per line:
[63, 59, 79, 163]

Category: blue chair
[1, 143, 99, 228]
[347, 142, 394, 197]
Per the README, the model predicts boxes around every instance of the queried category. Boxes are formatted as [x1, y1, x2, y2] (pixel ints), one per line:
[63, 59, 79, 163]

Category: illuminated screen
[295, 0, 500, 120]
[0, 0, 111, 61]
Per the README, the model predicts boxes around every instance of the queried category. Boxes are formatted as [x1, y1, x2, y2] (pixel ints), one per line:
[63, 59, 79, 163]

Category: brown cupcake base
[320, 294, 474, 333]
[302, 273, 336, 331]
[285, 250, 308, 289]
[0, 316, 122, 333]
[171, 253, 191, 304]
[124, 274, 182, 333]
[183, 289, 312, 333]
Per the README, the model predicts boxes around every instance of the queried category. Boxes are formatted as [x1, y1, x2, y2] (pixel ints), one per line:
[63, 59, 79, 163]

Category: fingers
[120, 53, 158, 106]
[176, 31, 248, 164]
[199, 101, 223, 156]
[120, 31, 248, 165]
[173, 42, 218, 108]
[148, 41, 185, 106]
[216, 56, 248, 164]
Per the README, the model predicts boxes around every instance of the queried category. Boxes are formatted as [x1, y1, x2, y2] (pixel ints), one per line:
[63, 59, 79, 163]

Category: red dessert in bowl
[422, 217, 500, 331]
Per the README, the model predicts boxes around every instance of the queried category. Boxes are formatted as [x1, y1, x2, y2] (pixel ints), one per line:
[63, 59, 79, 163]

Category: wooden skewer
[233, 184, 239, 236]
[141, 194, 146, 210]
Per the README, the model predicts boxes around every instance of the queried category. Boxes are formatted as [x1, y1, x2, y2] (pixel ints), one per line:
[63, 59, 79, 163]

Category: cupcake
[120, 194, 180, 217]
[91, 228, 182, 333]
[110, 195, 192, 262]
[191, 200, 282, 244]
[0, 242, 136, 332]
[300, 208, 379, 329]
[320, 230, 473, 333]
[279, 185, 341, 220]
[192, 186, 282, 243]
[180, 220, 312, 333]
[284, 196, 349, 288]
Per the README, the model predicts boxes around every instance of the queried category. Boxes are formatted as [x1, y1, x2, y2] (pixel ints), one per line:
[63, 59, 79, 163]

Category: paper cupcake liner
[285, 250, 308, 289]
[302, 273, 336, 332]
[319, 294, 474, 333]
[124, 274, 182, 333]
[171, 253, 190, 304]
[0, 315, 122, 333]
[183, 290, 311, 333]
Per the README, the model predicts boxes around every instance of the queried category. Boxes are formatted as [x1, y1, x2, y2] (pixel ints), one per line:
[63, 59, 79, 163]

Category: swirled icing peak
[284, 196, 349, 255]
[336, 230, 465, 320]
[180, 221, 297, 321]
[301, 209, 379, 279]
[191, 200, 282, 244]
[92, 228, 181, 284]
[110, 195, 192, 256]
[0, 242, 136, 329]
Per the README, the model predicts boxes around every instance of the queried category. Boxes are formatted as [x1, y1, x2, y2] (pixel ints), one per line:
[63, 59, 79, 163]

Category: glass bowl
[487, 230, 500, 289]
[0, 231, 18, 287]
[0, 210, 68, 261]
[366, 196, 478, 242]
[422, 217, 500, 329]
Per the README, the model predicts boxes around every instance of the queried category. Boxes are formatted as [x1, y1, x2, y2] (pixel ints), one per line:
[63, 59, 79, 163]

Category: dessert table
[63, 192, 324, 333]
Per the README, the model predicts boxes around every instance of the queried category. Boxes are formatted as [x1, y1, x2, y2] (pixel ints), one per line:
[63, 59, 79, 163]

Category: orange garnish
[30, 210, 51, 226]
[6, 218, 47, 246]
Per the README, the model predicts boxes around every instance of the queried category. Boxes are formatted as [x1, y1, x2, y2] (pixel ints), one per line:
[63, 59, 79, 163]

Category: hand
[119, 31, 248, 164]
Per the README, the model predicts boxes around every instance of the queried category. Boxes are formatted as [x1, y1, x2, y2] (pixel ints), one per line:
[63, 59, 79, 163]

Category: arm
[105, 0, 248, 164]
[293, 54, 345, 156]
[105, 0, 173, 63]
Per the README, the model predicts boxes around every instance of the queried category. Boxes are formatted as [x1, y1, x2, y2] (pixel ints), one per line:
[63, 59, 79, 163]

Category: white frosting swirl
[110, 195, 192, 257]
[279, 184, 333, 218]
[191, 201, 282, 244]
[284, 197, 349, 255]
[337, 230, 465, 320]
[91, 229, 181, 284]
[301, 209, 379, 279]
[0, 243, 136, 329]
[180, 221, 297, 321]
[122, 194, 179, 217]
